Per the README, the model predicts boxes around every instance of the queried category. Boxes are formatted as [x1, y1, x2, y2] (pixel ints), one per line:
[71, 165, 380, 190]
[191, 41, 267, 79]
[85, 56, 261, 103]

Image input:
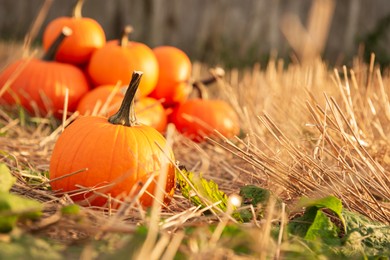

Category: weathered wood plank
[0, 0, 389, 66]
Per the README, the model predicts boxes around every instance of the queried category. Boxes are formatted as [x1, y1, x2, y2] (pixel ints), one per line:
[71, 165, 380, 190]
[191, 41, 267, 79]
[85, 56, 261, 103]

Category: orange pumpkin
[76, 85, 123, 116]
[0, 27, 90, 118]
[149, 46, 192, 107]
[42, 0, 106, 65]
[87, 26, 159, 97]
[50, 71, 176, 207]
[135, 97, 168, 133]
[77, 85, 168, 132]
[171, 78, 240, 142]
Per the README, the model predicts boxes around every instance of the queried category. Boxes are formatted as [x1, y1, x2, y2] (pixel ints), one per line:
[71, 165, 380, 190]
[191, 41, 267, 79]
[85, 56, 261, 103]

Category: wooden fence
[1, 0, 389, 67]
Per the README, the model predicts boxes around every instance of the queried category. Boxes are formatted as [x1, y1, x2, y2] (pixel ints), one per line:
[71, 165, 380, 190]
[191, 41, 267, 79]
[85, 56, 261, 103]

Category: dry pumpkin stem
[42, 26, 72, 61]
[72, 0, 84, 19]
[191, 81, 209, 99]
[191, 68, 225, 99]
[108, 71, 143, 126]
[200, 67, 225, 86]
[120, 25, 134, 48]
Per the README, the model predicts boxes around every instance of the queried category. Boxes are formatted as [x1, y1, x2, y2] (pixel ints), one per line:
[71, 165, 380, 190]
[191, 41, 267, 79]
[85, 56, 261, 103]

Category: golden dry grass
[0, 45, 389, 258]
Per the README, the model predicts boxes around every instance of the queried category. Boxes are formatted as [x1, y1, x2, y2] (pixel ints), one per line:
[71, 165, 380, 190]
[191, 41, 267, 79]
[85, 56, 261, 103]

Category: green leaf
[198, 175, 229, 211]
[0, 192, 42, 233]
[61, 204, 81, 215]
[0, 163, 16, 193]
[177, 168, 242, 221]
[305, 209, 340, 244]
[288, 207, 320, 238]
[177, 169, 229, 211]
[289, 196, 345, 245]
[177, 169, 204, 207]
[298, 195, 346, 233]
[343, 210, 390, 258]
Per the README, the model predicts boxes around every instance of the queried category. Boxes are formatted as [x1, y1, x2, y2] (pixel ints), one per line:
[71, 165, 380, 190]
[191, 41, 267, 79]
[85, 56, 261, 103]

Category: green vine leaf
[298, 195, 346, 233]
[0, 164, 43, 233]
[176, 168, 242, 221]
[0, 193, 43, 233]
[288, 195, 345, 245]
[0, 163, 16, 193]
[343, 210, 390, 257]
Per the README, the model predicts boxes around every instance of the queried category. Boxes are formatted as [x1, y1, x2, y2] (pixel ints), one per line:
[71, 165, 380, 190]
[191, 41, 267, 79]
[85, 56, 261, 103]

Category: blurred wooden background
[0, 0, 389, 67]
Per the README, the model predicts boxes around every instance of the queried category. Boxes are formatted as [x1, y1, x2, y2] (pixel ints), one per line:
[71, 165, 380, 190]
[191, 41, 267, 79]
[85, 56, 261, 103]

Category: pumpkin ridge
[39, 65, 53, 113]
[31, 62, 49, 112]
[106, 124, 121, 187]
[60, 65, 78, 112]
[53, 117, 100, 190]
[136, 127, 159, 200]
[127, 125, 139, 182]
[21, 62, 39, 111]
[144, 129, 159, 177]
[52, 65, 65, 113]
[77, 118, 116, 193]
[65, 119, 95, 190]
[138, 127, 156, 177]
[82, 121, 118, 194]
[55, 64, 74, 112]
[139, 127, 167, 181]
[210, 102, 220, 134]
[39, 63, 54, 113]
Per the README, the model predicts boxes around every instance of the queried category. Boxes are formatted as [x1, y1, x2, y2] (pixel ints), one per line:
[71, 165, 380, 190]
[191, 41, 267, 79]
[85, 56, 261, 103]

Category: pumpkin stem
[108, 71, 143, 126]
[192, 81, 209, 100]
[72, 0, 84, 19]
[192, 67, 225, 99]
[43, 27, 72, 61]
[120, 25, 134, 48]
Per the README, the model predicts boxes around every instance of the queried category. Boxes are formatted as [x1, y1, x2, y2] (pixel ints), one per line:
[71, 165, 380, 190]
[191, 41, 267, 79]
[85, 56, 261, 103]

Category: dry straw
[2, 52, 388, 257]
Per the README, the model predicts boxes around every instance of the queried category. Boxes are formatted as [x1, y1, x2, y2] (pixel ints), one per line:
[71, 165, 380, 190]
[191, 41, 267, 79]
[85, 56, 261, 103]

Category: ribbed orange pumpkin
[50, 72, 175, 207]
[135, 97, 168, 133]
[42, 0, 106, 65]
[0, 28, 90, 118]
[149, 46, 192, 107]
[77, 85, 168, 132]
[87, 26, 158, 97]
[171, 80, 240, 142]
[76, 85, 124, 116]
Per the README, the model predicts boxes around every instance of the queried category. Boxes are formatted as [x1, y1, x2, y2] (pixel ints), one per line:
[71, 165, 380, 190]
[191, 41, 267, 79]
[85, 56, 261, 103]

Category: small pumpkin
[42, 0, 106, 65]
[134, 97, 168, 133]
[50, 71, 175, 207]
[77, 85, 168, 132]
[0, 27, 90, 118]
[87, 26, 159, 97]
[76, 85, 124, 116]
[171, 71, 239, 142]
[149, 46, 192, 107]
